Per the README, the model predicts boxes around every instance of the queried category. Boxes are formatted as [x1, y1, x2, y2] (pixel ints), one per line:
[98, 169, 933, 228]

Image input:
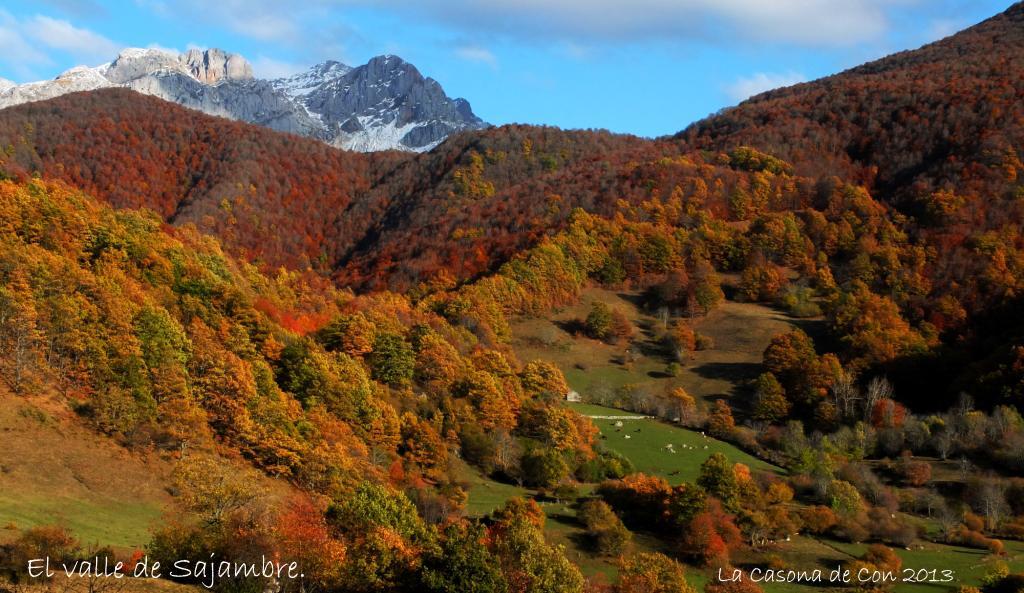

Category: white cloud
[725, 71, 806, 102]
[454, 45, 497, 67]
[251, 56, 307, 78]
[137, 0, 904, 56]
[0, 10, 124, 80]
[226, 13, 301, 43]
[0, 13, 51, 75]
[356, 0, 896, 48]
[156, 1, 354, 64]
[26, 15, 121, 63]
[166, 0, 301, 43]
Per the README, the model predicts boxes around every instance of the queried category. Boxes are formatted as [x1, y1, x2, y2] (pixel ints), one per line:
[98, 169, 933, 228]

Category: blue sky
[0, 0, 1012, 137]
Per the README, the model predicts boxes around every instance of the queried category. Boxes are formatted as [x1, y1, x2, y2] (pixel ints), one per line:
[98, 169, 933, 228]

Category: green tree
[135, 304, 191, 403]
[584, 301, 614, 341]
[135, 305, 191, 369]
[519, 360, 569, 399]
[827, 480, 863, 517]
[521, 447, 569, 489]
[752, 373, 790, 423]
[617, 552, 697, 593]
[318, 312, 375, 357]
[328, 481, 424, 540]
[667, 482, 707, 528]
[421, 522, 508, 593]
[369, 332, 415, 386]
[707, 399, 736, 438]
[492, 517, 584, 593]
[697, 453, 739, 510]
[578, 499, 632, 555]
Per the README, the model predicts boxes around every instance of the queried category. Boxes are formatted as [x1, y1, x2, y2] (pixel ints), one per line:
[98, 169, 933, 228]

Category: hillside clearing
[512, 286, 823, 412]
[0, 389, 172, 550]
[569, 402, 781, 484]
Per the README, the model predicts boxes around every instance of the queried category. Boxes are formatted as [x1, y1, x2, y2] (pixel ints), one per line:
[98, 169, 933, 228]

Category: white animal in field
[624, 435, 631, 439]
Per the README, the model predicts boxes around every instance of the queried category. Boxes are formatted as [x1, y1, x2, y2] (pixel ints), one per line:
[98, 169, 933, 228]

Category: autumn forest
[3, 4, 1024, 593]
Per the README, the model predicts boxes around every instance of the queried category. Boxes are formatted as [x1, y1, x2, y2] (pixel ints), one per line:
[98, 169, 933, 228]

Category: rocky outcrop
[0, 66, 110, 109]
[125, 75, 321, 136]
[102, 48, 189, 84]
[180, 48, 253, 84]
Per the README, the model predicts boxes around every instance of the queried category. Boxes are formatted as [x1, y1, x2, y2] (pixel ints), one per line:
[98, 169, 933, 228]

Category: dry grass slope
[0, 387, 172, 551]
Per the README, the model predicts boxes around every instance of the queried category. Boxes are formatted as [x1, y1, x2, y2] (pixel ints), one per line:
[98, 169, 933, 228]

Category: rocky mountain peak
[103, 48, 186, 84]
[313, 60, 353, 77]
[271, 60, 352, 98]
[181, 48, 254, 84]
[0, 48, 484, 152]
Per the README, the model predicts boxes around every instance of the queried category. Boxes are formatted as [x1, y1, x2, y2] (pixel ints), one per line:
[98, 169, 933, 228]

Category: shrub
[578, 499, 632, 556]
[695, 333, 715, 350]
[799, 506, 838, 534]
[898, 456, 932, 487]
[584, 302, 614, 341]
[521, 447, 569, 489]
[779, 286, 822, 318]
[1, 525, 81, 582]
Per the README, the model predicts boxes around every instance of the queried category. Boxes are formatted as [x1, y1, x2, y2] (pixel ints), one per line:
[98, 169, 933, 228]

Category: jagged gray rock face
[126, 74, 321, 136]
[0, 48, 486, 152]
[278, 55, 486, 151]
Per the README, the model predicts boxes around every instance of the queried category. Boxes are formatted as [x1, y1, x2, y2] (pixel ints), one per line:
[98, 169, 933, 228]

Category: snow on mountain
[0, 65, 113, 109]
[272, 60, 352, 98]
[0, 48, 485, 152]
[100, 48, 189, 83]
[277, 54, 486, 152]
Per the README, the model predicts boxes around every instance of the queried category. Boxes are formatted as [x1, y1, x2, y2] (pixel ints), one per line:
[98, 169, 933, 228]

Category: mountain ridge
[0, 47, 485, 152]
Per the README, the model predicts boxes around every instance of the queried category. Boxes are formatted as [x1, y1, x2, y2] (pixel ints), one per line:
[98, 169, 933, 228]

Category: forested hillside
[676, 2, 1024, 411]
[0, 178, 611, 591]
[678, 3, 1024, 206]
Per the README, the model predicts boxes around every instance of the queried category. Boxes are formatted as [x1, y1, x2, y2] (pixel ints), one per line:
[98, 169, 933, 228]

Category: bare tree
[956, 393, 974, 417]
[918, 489, 945, 518]
[492, 429, 521, 480]
[863, 377, 893, 421]
[936, 504, 960, 540]
[959, 456, 972, 480]
[972, 478, 1009, 531]
[831, 374, 859, 421]
[932, 430, 953, 460]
